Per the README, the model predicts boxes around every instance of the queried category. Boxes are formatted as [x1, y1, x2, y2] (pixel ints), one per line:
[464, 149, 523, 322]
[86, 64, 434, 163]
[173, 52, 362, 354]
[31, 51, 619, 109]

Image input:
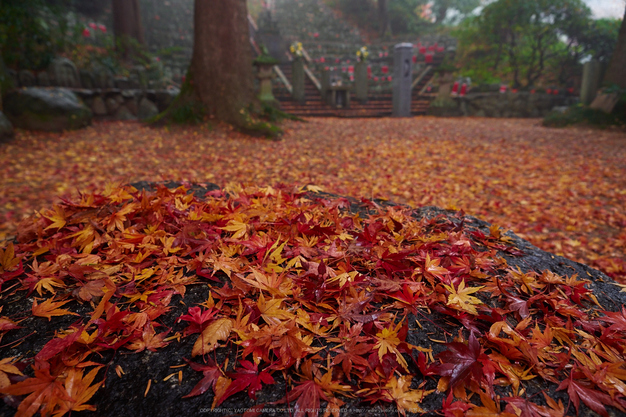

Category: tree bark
[189, 0, 255, 125]
[378, 0, 391, 37]
[112, 0, 145, 58]
[603, 8, 626, 88]
[155, 0, 256, 129]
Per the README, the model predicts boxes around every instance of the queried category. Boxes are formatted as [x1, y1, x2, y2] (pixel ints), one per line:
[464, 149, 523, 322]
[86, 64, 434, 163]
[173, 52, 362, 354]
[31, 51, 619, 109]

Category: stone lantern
[253, 46, 280, 107]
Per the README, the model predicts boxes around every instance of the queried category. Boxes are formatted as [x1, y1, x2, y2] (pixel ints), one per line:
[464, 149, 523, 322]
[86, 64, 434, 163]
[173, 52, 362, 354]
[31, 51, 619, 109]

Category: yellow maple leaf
[383, 375, 433, 416]
[41, 205, 67, 230]
[443, 280, 484, 315]
[221, 219, 248, 240]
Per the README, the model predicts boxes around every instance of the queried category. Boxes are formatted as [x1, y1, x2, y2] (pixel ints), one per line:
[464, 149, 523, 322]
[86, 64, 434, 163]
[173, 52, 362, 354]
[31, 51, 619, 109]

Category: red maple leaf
[183, 359, 222, 398]
[435, 333, 494, 389]
[557, 371, 625, 417]
[215, 360, 274, 406]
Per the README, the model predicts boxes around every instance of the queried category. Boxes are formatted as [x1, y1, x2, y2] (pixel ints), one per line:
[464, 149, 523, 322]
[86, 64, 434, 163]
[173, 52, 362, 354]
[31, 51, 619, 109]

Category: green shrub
[543, 103, 626, 129]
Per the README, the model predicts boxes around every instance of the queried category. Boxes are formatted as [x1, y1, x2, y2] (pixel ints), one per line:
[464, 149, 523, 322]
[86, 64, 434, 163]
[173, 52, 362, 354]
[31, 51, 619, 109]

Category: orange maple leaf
[0, 365, 70, 417]
[192, 318, 233, 357]
[32, 298, 78, 321]
[0, 357, 23, 390]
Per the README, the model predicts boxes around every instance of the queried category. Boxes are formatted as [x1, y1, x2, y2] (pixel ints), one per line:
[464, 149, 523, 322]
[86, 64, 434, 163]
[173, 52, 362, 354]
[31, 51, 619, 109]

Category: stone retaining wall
[73, 88, 179, 121]
[458, 92, 577, 118]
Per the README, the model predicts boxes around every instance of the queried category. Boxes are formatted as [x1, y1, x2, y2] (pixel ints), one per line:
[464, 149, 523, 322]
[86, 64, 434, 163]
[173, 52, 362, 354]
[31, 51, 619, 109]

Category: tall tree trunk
[158, 0, 256, 129]
[112, 0, 145, 59]
[603, 8, 626, 88]
[378, 0, 391, 37]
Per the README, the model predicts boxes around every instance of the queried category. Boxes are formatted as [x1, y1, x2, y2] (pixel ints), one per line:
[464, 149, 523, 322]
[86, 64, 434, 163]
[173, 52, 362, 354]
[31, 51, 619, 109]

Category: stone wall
[75, 88, 179, 121]
[431, 92, 578, 118]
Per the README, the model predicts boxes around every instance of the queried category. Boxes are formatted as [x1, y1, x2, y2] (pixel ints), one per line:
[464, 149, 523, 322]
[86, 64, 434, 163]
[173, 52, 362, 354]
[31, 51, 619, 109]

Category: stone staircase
[255, 0, 453, 117]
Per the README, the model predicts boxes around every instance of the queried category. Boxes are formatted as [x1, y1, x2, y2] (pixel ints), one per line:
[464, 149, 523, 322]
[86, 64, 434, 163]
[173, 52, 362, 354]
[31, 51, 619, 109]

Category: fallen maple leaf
[382, 375, 433, 416]
[31, 298, 78, 321]
[443, 280, 484, 315]
[191, 318, 233, 357]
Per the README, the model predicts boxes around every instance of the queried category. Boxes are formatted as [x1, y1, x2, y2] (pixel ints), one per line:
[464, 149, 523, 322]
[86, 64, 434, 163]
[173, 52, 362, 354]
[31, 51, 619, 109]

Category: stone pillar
[292, 58, 305, 103]
[256, 64, 277, 105]
[580, 60, 601, 106]
[355, 61, 368, 102]
[392, 43, 413, 117]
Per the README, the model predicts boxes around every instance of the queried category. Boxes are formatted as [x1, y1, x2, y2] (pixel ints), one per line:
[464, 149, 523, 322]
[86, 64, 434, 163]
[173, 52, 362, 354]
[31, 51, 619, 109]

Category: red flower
[82, 28, 91, 37]
[313, 32, 319, 38]
[98, 24, 107, 33]
[412, 56, 417, 63]
[320, 57, 325, 63]
[387, 76, 392, 81]
[89, 22, 97, 29]
[382, 66, 388, 74]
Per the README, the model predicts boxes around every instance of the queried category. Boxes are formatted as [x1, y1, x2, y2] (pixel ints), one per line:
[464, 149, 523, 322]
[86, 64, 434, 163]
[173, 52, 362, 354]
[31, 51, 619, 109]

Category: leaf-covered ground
[0, 118, 625, 284]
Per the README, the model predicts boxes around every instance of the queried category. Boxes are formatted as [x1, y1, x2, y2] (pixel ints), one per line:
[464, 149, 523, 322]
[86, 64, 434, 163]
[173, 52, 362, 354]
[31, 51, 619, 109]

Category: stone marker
[37, 71, 51, 87]
[48, 57, 80, 88]
[590, 91, 620, 114]
[392, 43, 413, 117]
[4, 87, 92, 132]
[354, 61, 368, 102]
[580, 60, 601, 106]
[292, 58, 305, 103]
[18, 70, 36, 87]
[79, 70, 94, 90]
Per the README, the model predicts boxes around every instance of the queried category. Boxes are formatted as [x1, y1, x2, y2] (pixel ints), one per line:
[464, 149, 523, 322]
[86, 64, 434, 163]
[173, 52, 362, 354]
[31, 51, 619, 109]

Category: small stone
[92, 96, 108, 116]
[114, 105, 136, 121]
[137, 98, 159, 120]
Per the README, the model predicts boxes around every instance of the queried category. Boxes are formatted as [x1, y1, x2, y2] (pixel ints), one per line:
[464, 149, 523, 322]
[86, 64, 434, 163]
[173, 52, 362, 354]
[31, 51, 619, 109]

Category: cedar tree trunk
[603, 8, 626, 88]
[378, 0, 391, 37]
[186, 0, 256, 126]
[112, 0, 145, 59]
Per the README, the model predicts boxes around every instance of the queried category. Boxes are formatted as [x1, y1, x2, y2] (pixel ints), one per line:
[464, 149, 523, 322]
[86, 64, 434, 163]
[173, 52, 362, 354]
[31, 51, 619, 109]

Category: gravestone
[580, 60, 601, 106]
[354, 61, 368, 102]
[37, 71, 50, 87]
[80, 70, 95, 90]
[48, 57, 80, 88]
[392, 43, 413, 117]
[114, 77, 132, 90]
[292, 58, 305, 103]
[94, 66, 115, 89]
[18, 70, 36, 87]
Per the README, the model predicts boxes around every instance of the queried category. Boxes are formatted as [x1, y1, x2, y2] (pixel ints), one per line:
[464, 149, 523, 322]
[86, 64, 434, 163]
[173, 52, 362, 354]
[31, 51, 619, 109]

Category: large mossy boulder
[4, 87, 92, 132]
